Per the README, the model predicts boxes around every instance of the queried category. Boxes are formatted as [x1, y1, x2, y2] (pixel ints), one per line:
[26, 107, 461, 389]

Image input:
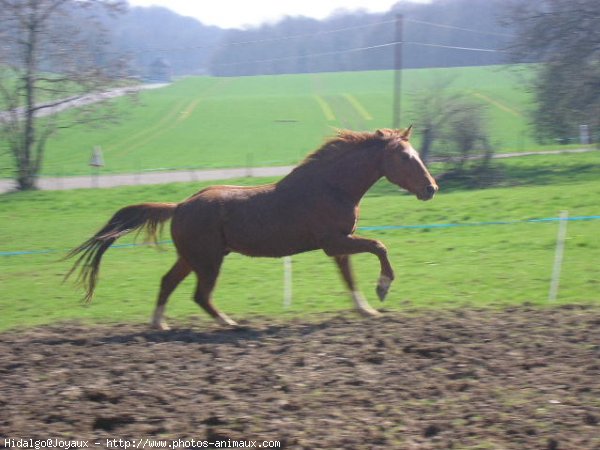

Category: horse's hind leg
[152, 257, 191, 330]
[190, 255, 238, 327]
[333, 255, 381, 317]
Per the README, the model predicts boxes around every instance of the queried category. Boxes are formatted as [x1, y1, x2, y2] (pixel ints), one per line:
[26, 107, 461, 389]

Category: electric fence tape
[1, 215, 599, 257]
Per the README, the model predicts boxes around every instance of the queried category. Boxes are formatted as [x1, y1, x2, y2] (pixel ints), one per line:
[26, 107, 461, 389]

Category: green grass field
[1, 151, 599, 331]
[2, 64, 573, 179]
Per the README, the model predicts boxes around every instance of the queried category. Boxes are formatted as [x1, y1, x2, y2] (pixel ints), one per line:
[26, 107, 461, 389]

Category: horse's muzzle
[419, 184, 438, 201]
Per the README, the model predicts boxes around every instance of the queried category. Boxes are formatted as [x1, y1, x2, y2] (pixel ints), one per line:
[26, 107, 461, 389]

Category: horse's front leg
[323, 234, 395, 307]
[333, 255, 382, 317]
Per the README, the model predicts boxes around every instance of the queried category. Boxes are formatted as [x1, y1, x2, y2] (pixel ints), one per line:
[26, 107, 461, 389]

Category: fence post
[283, 256, 292, 308]
[246, 153, 254, 177]
[579, 124, 590, 145]
[89, 146, 104, 188]
[548, 211, 568, 302]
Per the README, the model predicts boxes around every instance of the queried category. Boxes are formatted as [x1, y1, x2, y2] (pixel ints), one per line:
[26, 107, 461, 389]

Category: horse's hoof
[376, 275, 392, 301]
[217, 314, 239, 327]
[357, 306, 382, 318]
[376, 285, 389, 301]
[151, 321, 170, 331]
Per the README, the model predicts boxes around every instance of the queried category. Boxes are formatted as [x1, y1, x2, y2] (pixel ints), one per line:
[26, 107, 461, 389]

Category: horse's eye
[400, 152, 410, 161]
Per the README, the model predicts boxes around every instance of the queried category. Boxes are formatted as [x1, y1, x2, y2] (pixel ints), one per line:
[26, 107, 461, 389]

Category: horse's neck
[322, 147, 383, 204]
[279, 145, 383, 204]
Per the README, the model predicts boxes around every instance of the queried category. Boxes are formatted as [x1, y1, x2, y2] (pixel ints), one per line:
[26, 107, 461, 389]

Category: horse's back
[173, 184, 271, 229]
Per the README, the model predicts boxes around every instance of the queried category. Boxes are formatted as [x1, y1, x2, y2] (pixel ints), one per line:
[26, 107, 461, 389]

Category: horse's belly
[233, 243, 319, 258]
[225, 229, 319, 258]
[222, 212, 319, 257]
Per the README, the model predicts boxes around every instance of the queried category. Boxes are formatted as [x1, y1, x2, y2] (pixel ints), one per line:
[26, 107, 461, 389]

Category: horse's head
[378, 126, 438, 201]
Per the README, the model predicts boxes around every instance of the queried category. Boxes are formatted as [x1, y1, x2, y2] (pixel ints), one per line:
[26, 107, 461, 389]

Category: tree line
[209, 0, 512, 76]
[69, 0, 512, 78]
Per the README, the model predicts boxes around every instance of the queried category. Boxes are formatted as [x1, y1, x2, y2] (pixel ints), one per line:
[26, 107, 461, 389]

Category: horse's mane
[296, 129, 379, 168]
[279, 128, 409, 184]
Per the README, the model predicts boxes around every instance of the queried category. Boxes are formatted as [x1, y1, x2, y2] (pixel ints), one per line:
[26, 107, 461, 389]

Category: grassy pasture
[1, 65, 567, 179]
[1, 151, 599, 331]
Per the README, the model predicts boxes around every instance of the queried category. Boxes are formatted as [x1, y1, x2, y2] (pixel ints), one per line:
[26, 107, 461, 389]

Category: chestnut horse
[66, 127, 438, 330]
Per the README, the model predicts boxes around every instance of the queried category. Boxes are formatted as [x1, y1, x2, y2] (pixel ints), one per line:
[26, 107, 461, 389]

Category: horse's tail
[64, 202, 178, 302]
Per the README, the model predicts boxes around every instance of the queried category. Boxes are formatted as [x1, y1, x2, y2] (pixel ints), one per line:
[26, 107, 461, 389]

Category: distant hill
[107, 6, 225, 77]
[101, 0, 516, 77]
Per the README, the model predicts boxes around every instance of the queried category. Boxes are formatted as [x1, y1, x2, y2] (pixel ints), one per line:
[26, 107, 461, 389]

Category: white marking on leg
[151, 304, 170, 330]
[216, 312, 239, 327]
[352, 291, 381, 317]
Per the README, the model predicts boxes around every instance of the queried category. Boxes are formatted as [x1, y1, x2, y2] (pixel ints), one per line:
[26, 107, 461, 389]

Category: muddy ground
[1, 306, 599, 449]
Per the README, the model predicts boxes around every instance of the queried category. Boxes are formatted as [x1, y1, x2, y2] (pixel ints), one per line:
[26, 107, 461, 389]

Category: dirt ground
[1, 306, 599, 450]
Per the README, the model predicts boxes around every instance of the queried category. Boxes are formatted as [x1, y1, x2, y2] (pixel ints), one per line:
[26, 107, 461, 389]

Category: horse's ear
[376, 128, 394, 138]
[400, 125, 413, 140]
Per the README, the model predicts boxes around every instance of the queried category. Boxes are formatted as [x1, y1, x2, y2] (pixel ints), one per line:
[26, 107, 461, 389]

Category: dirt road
[1, 148, 595, 194]
[0, 165, 295, 193]
[1, 306, 599, 449]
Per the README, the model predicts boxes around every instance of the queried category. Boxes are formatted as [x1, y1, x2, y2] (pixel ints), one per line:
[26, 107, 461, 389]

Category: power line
[405, 18, 515, 38]
[212, 42, 400, 67]
[404, 41, 507, 53]
[227, 19, 398, 46]
[117, 16, 510, 57]
[212, 40, 506, 67]
[126, 18, 397, 55]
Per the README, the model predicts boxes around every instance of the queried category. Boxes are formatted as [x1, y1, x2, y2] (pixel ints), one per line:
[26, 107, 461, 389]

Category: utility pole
[392, 14, 404, 129]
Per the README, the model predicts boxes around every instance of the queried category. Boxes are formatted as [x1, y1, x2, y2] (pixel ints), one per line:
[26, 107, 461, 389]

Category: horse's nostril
[426, 185, 437, 196]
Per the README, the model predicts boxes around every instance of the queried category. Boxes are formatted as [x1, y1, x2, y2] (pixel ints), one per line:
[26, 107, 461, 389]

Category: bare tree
[444, 101, 491, 169]
[409, 77, 458, 162]
[0, 0, 130, 190]
[410, 77, 490, 164]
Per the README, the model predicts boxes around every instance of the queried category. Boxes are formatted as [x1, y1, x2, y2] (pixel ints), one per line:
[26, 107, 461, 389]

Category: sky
[127, 0, 422, 29]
